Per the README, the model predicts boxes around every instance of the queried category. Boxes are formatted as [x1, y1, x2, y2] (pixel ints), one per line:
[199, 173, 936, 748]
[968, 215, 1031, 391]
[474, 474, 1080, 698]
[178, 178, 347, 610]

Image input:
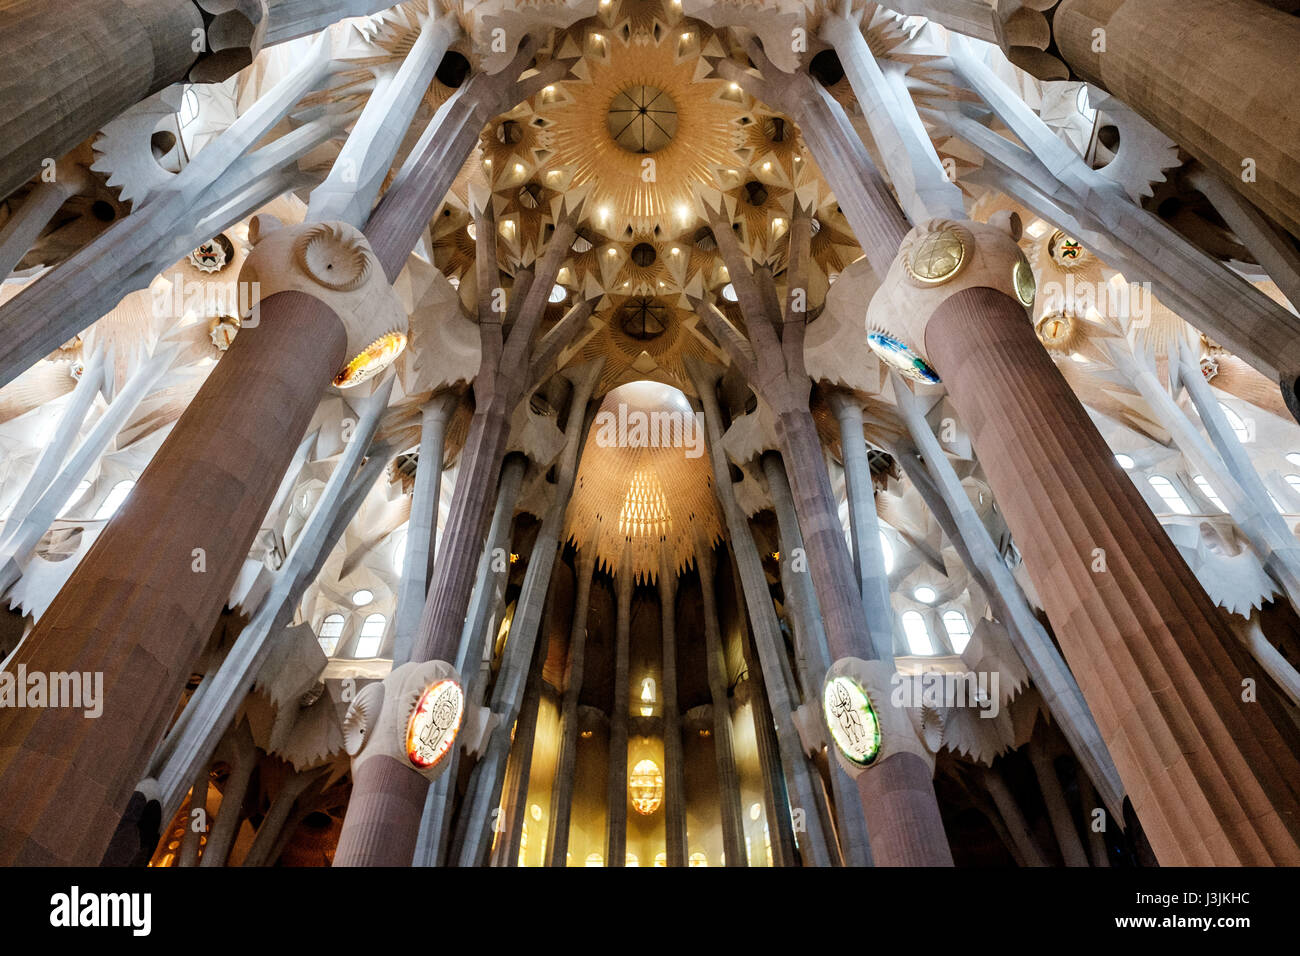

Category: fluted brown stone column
[926, 286, 1300, 865]
[1053, 0, 1300, 239]
[0, 290, 344, 865]
[776, 409, 954, 867]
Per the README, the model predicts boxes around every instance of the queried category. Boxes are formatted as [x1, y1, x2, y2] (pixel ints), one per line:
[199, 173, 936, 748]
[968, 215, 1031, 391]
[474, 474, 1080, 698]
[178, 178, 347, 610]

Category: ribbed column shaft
[659, 569, 688, 866]
[760, 452, 872, 867]
[392, 394, 456, 666]
[604, 565, 632, 866]
[546, 552, 596, 866]
[491, 621, 551, 867]
[1028, 734, 1089, 867]
[0, 0, 202, 201]
[698, 546, 747, 866]
[0, 291, 344, 866]
[926, 286, 1300, 864]
[776, 407, 953, 866]
[1055, 0, 1300, 238]
[334, 754, 429, 866]
[826, 392, 896, 658]
[409, 454, 526, 867]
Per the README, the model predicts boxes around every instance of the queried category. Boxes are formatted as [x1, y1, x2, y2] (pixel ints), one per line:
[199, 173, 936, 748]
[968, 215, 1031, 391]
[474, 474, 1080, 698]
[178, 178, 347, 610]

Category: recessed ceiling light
[1114, 453, 1135, 470]
[352, 589, 374, 606]
[721, 282, 737, 302]
[548, 284, 567, 303]
[913, 586, 937, 603]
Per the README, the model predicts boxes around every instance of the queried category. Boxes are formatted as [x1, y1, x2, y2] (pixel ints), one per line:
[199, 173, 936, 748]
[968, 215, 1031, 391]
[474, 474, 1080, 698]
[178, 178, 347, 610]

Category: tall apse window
[1192, 475, 1228, 513]
[901, 610, 934, 656]
[57, 479, 92, 517]
[318, 613, 345, 656]
[1218, 402, 1250, 443]
[391, 528, 408, 577]
[942, 610, 972, 654]
[94, 480, 136, 520]
[354, 613, 387, 657]
[879, 530, 895, 574]
[1146, 475, 1191, 515]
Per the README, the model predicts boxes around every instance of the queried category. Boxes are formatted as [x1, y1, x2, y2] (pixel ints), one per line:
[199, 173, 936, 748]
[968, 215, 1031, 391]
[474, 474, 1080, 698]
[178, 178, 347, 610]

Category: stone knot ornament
[189, 0, 269, 85]
[238, 217, 408, 388]
[822, 657, 937, 777]
[342, 660, 467, 782]
[865, 214, 1034, 384]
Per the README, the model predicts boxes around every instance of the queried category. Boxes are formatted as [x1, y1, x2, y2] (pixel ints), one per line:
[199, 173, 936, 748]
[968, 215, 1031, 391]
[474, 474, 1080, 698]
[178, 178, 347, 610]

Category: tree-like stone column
[759, 451, 873, 867]
[1051, 0, 1300, 239]
[868, 215, 1300, 864]
[0, 0, 265, 201]
[0, 287, 345, 866]
[692, 197, 952, 866]
[825, 390, 896, 653]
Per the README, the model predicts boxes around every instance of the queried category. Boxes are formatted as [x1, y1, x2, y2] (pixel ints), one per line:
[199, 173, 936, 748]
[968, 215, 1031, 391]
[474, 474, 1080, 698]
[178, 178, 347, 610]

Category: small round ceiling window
[607, 86, 678, 154]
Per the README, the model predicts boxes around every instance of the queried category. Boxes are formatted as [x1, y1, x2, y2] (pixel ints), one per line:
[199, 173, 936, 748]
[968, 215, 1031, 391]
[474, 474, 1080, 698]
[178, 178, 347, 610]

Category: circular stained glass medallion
[823, 675, 882, 768]
[1047, 230, 1088, 269]
[405, 678, 464, 770]
[1035, 311, 1074, 350]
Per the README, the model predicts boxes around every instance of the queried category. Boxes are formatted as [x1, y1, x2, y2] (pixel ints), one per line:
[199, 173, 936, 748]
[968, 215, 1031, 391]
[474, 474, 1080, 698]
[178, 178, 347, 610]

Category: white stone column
[392, 392, 460, 666]
[411, 453, 526, 867]
[759, 451, 872, 867]
[825, 390, 896, 661]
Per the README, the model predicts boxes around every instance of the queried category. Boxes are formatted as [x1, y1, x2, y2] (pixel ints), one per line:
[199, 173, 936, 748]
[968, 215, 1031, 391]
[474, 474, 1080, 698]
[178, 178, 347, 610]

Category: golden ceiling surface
[537, 13, 745, 239]
[565, 381, 723, 581]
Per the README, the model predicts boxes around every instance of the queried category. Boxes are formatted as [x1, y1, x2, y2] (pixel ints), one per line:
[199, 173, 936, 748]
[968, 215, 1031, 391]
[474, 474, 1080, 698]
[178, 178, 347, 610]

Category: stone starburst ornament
[536, 17, 746, 238]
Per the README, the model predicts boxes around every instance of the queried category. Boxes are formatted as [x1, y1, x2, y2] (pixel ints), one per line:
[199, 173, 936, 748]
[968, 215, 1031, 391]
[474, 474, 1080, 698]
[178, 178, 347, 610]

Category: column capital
[865, 214, 1034, 385]
[239, 217, 408, 388]
[342, 659, 470, 783]
[823, 657, 937, 776]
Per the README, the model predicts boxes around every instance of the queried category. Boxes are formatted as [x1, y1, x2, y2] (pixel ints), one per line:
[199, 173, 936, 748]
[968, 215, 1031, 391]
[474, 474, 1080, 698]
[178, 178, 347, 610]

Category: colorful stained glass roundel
[867, 332, 941, 385]
[405, 678, 465, 770]
[1047, 230, 1088, 269]
[823, 675, 882, 768]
